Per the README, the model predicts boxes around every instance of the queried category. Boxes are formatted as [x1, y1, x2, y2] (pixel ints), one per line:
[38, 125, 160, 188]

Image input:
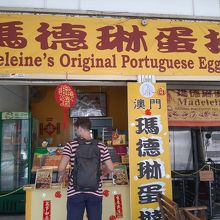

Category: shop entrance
[0, 82, 130, 217]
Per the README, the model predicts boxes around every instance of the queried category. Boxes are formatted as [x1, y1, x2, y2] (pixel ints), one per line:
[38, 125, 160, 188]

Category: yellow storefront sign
[1, 14, 220, 75]
[127, 82, 172, 219]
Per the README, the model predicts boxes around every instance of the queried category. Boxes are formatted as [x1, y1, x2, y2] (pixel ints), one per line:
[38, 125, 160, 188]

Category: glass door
[169, 129, 194, 171]
[0, 113, 30, 192]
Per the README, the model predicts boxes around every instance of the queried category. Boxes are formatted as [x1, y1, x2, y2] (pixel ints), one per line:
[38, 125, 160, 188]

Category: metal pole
[192, 130, 199, 206]
[208, 164, 213, 217]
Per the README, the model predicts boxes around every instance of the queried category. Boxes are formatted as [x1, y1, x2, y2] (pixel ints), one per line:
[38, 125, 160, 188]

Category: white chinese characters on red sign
[114, 194, 123, 218]
[43, 200, 51, 220]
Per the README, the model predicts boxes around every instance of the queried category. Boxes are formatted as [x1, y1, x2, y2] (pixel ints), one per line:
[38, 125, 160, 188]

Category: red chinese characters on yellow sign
[0, 21, 27, 48]
[35, 23, 88, 51]
[2, 14, 220, 75]
[156, 27, 197, 53]
[2, 22, 220, 54]
[96, 25, 147, 52]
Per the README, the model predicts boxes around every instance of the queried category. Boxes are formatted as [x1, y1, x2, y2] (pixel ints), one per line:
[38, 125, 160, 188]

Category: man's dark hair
[74, 117, 91, 130]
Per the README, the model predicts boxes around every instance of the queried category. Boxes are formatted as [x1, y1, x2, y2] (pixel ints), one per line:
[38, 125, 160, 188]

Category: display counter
[24, 181, 130, 220]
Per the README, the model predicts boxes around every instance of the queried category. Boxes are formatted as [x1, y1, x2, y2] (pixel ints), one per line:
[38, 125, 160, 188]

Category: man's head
[74, 117, 91, 139]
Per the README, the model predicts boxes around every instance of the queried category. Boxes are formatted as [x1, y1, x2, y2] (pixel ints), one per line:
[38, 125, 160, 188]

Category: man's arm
[103, 159, 114, 174]
[58, 155, 70, 183]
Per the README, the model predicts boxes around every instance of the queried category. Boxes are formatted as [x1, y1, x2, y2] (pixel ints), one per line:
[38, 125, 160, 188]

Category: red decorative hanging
[54, 83, 77, 129]
[55, 191, 62, 198]
[145, 108, 152, 115]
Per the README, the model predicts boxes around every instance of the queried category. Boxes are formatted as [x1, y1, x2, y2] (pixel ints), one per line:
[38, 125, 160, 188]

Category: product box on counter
[121, 154, 129, 164]
[32, 146, 63, 170]
[112, 164, 128, 185]
[112, 134, 126, 145]
[113, 145, 127, 156]
[35, 169, 53, 189]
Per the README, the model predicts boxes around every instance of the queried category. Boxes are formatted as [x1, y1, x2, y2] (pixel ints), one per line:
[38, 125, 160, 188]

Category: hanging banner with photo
[127, 82, 172, 220]
[168, 89, 220, 126]
[1, 13, 220, 76]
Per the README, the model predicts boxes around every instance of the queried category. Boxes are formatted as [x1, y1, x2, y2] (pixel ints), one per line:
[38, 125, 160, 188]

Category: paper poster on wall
[127, 82, 172, 220]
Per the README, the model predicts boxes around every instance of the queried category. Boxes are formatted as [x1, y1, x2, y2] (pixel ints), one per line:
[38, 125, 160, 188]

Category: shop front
[1, 12, 220, 219]
[25, 183, 130, 220]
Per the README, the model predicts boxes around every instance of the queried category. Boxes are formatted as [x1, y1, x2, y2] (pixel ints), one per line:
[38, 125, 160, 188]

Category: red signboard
[114, 194, 123, 218]
[43, 200, 51, 220]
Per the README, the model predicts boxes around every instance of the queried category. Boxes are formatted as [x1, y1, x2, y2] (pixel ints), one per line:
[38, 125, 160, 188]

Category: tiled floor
[0, 215, 25, 220]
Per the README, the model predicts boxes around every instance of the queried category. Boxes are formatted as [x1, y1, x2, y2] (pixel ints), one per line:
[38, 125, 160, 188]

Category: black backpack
[72, 138, 101, 192]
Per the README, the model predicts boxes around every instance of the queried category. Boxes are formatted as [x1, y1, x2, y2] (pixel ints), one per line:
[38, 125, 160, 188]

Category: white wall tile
[193, 0, 220, 17]
[46, 0, 79, 10]
[0, 0, 220, 19]
[0, 86, 28, 112]
[80, 0, 194, 16]
[0, 0, 45, 8]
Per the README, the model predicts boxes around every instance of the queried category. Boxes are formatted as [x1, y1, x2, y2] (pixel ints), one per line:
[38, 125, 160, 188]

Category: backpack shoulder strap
[76, 138, 100, 154]
[90, 139, 99, 146]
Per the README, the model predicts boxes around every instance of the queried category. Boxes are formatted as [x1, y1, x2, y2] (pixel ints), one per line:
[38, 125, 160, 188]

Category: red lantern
[54, 83, 77, 129]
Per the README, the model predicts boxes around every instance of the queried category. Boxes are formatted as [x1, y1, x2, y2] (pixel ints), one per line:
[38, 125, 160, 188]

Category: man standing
[58, 117, 113, 220]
